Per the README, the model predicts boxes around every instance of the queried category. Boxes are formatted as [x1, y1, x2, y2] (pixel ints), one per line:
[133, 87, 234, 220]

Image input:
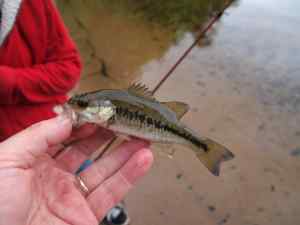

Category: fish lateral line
[114, 105, 209, 152]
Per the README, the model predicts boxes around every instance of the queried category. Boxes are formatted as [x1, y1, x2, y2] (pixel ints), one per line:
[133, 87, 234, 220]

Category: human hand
[0, 115, 153, 225]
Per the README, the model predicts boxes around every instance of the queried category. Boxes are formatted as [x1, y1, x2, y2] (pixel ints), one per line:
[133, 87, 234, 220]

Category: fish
[64, 83, 234, 176]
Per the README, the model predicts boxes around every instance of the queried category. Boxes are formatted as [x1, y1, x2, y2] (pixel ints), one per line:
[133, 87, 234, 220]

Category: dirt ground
[58, 0, 300, 224]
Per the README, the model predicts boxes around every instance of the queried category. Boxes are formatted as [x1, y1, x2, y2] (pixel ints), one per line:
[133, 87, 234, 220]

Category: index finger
[65, 123, 99, 144]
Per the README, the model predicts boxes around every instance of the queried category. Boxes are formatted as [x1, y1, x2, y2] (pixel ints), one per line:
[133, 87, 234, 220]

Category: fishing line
[152, 0, 236, 94]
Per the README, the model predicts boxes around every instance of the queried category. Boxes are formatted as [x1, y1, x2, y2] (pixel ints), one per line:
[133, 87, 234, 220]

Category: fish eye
[77, 100, 89, 108]
[68, 95, 89, 108]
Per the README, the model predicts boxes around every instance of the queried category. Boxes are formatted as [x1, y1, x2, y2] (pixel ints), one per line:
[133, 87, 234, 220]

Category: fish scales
[104, 100, 209, 152]
[112, 103, 178, 142]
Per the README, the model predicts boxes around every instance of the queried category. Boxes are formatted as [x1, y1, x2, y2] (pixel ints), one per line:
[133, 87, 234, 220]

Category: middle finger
[56, 128, 114, 173]
[76, 139, 149, 193]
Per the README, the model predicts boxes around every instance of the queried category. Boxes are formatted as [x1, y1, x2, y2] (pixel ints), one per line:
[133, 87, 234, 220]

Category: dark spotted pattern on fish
[115, 106, 208, 152]
[164, 126, 209, 152]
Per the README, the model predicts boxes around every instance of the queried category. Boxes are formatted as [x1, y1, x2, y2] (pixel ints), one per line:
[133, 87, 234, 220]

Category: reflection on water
[58, 0, 300, 225]
[57, 0, 175, 92]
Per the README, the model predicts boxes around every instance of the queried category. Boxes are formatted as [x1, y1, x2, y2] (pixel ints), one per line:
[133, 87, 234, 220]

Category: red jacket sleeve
[0, 0, 82, 104]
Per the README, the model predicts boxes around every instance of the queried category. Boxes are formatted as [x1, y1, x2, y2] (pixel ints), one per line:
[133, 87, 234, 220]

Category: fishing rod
[77, 0, 236, 171]
[152, 0, 235, 94]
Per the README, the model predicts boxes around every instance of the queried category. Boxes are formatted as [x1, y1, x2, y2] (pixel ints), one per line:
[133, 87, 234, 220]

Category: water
[57, 0, 174, 91]
[58, 0, 300, 224]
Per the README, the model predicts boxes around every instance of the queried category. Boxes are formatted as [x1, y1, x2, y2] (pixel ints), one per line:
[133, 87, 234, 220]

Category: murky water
[58, 0, 300, 224]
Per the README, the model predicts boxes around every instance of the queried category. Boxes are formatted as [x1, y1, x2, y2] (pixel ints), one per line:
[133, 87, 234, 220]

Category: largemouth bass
[65, 83, 234, 176]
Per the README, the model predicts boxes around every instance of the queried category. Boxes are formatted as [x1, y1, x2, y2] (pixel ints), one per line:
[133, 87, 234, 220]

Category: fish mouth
[74, 100, 116, 125]
[53, 104, 79, 124]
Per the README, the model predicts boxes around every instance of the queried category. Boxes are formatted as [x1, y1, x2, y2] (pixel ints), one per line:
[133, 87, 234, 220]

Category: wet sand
[58, 0, 300, 224]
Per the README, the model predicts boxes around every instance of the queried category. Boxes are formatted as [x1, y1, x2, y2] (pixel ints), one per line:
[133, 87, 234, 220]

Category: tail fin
[189, 138, 234, 176]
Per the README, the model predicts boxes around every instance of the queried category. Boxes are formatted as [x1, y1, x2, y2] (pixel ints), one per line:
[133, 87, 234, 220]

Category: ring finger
[76, 139, 150, 195]
[87, 148, 153, 220]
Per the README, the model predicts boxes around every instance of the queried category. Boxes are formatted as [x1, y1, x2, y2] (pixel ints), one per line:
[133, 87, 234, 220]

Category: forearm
[0, 56, 81, 104]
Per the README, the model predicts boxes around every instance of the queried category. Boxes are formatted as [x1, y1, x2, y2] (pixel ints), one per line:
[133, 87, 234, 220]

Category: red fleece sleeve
[0, 0, 81, 104]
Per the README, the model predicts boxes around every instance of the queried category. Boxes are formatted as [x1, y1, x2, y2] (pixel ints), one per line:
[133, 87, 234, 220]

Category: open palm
[0, 116, 153, 225]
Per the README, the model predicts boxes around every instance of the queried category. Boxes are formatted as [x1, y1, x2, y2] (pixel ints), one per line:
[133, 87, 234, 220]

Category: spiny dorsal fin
[162, 101, 190, 119]
[127, 82, 156, 101]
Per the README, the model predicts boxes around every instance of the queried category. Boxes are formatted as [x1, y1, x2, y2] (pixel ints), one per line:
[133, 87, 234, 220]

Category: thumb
[0, 115, 72, 161]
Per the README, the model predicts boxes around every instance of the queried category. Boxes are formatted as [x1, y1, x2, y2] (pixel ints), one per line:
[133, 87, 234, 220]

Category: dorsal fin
[127, 82, 156, 101]
[162, 101, 190, 119]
